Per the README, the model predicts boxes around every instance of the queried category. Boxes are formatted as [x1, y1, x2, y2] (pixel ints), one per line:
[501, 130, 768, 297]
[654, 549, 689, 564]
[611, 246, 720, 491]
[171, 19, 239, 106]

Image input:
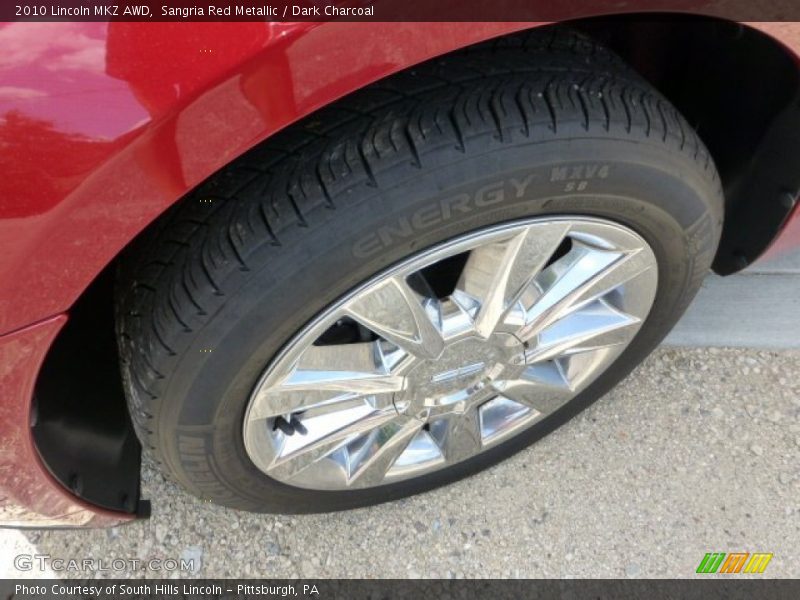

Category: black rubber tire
[116, 28, 723, 513]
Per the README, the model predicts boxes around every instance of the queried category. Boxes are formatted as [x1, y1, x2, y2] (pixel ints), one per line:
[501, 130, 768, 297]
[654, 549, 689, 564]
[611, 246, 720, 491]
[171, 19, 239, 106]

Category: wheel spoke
[385, 429, 445, 478]
[515, 242, 653, 341]
[493, 362, 574, 415]
[524, 299, 641, 364]
[433, 407, 483, 464]
[343, 275, 445, 359]
[478, 396, 536, 444]
[265, 404, 400, 482]
[249, 341, 404, 419]
[454, 223, 571, 337]
[283, 342, 405, 394]
[249, 388, 396, 421]
[345, 417, 424, 488]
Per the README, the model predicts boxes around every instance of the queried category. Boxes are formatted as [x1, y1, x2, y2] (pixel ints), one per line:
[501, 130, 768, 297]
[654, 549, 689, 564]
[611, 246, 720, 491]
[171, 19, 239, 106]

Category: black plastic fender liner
[712, 90, 800, 274]
[32, 268, 146, 517]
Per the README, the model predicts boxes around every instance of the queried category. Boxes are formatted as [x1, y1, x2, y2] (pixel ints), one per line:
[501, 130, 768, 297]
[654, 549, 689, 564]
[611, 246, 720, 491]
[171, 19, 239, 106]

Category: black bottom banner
[2, 580, 800, 600]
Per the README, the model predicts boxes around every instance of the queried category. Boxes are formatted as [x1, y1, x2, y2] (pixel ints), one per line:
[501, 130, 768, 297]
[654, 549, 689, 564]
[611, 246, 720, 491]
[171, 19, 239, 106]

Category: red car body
[1, 14, 799, 527]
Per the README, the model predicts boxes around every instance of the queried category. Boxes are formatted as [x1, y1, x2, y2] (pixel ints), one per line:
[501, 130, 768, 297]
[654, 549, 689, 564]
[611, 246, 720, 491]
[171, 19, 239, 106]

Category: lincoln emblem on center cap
[430, 362, 486, 384]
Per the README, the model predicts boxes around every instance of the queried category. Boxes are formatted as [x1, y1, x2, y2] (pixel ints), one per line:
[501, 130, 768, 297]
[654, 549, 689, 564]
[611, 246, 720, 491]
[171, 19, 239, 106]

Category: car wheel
[116, 29, 723, 512]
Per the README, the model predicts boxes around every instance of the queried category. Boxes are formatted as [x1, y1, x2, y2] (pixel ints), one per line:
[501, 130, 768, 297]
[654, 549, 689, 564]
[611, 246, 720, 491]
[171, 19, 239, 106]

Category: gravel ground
[3, 347, 799, 579]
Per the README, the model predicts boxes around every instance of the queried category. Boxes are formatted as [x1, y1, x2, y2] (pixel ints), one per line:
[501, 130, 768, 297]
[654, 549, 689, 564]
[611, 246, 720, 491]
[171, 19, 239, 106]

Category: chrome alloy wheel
[243, 217, 658, 491]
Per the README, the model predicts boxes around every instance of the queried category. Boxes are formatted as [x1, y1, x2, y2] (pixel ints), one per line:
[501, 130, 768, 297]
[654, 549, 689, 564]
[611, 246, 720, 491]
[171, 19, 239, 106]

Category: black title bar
[6, 0, 800, 22]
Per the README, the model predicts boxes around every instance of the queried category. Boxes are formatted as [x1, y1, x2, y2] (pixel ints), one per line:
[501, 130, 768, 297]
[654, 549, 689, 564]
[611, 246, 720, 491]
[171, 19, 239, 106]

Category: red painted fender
[0, 22, 538, 335]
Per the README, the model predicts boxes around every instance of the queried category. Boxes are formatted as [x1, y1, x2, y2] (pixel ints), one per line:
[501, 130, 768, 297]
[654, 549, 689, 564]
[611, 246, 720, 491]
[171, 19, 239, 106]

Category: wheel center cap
[395, 333, 523, 420]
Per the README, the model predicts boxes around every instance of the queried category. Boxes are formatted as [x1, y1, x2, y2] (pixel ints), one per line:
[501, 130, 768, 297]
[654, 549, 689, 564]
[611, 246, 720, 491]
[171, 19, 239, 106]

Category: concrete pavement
[4, 346, 798, 578]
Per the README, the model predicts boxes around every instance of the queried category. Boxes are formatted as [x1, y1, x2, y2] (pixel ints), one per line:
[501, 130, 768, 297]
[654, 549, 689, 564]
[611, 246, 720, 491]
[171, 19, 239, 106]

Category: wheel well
[32, 265, 144, 515]
[32, 17, 800, 511]
[574, 15, 800, 273]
